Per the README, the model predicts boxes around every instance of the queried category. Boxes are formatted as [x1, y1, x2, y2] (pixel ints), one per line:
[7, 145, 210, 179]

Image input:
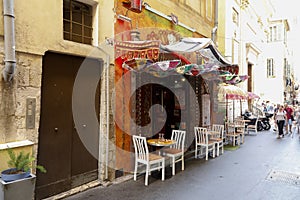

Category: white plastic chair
[225, 122, 241, 146]
[164, 130, 186, 175]
[235, 119, 246, 143]
[247, 117, 258, 134]
[194, 127, 215, 160]
[210, 124, 225, 156]
[132, 135, 165, 186]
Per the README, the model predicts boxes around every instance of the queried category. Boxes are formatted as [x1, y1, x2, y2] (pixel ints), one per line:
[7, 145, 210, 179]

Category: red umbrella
[247, 92, 260, 99]
[218, 84, 248, 121]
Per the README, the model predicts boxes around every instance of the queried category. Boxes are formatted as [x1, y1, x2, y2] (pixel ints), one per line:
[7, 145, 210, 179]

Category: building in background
[217, 0, 294, 114]
[264, 18, 292, 104]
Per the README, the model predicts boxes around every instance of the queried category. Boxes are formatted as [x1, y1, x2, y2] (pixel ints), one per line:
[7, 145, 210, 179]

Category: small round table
[147, 139, 176, 179]
[147, 139, 176, 147]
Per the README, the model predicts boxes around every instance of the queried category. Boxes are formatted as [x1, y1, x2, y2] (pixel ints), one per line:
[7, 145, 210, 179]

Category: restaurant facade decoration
[113, 0, 247, 173]
[116, 36, 248, 132]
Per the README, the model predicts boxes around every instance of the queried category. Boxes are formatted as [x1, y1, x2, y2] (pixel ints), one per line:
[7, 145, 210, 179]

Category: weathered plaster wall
[0, 0, 115, 181]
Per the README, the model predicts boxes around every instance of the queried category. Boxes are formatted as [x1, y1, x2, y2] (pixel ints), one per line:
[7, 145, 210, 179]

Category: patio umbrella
[247, 92, 260, 99]
[246, 92, 260, 114]
[218, 84, 247, 101]
[218, 84, 248, 121]
[238, 92, 260, 116]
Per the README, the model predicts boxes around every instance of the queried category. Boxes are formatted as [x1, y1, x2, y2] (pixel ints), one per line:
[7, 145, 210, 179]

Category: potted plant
[0, 148, 46, 200]
[1, 148, 46, 182]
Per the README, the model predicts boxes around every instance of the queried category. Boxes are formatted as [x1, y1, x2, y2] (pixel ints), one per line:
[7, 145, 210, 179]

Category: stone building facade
[0, 0, 217, 198]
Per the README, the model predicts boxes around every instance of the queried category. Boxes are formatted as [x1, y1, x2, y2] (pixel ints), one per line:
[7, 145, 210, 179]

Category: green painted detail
[144, 10, 192, 37]
[224, 145, 240, 151]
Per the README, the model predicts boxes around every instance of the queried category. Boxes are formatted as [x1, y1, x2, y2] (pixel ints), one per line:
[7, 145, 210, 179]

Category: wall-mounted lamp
[117, 14, 132, 22]
[122, 0, 142, 13]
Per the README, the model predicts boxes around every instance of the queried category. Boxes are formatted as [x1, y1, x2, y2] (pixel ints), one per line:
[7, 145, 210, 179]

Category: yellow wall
[0, 0, 115, 144]
[3, 0, 115, 57]
[0, 141, 33, 172]
[145, 0, 215, 37]
[217, 0, 226, 55]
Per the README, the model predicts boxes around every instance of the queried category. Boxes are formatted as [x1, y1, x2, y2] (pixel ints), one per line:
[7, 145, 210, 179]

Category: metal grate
[266, 170, 300, 186]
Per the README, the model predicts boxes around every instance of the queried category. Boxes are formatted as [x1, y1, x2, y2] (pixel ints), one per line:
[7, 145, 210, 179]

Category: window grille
[63, 0, 93, 44]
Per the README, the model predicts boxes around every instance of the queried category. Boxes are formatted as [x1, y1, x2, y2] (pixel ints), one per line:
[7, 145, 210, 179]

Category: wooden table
[147, 139, 176, 179]
[147, 139, 176, 148]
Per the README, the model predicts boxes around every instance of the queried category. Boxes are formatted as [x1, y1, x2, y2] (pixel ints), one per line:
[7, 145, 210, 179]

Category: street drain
[266, 170, 300, 186]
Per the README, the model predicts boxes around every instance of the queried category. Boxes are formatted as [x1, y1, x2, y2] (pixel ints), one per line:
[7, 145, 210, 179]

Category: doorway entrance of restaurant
[151, 83, 185, 139]
[135, 74, 207, 147]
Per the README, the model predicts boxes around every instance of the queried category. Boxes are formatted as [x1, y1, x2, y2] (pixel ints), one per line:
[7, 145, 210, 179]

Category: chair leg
[221, 144, 224, 154]
[216, 143, 219, 157]
[206, 146, 208, 160]
[162, 160, 165, 181]
[195, 145, 198, 159]
[134, 161, 138, 181]
[212, 146, 215, 158]
[172, 157, 175, 175]
[145, 165, 149, 186]
[181, 155, 184, 171]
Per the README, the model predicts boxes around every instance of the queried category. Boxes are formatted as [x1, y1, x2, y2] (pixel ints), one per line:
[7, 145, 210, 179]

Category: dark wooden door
[35, 52, 101, 199]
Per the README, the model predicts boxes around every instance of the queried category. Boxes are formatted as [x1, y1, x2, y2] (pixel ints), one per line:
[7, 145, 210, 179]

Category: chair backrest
[225, 121, 236, 133]
[194, 127, 208, 144]
[170, 130, 186, 151]
[249, 117, 258, 129]
[132, 135, 149, 162]
[235, 119, 245, 125]
[254, 117, 259, 126]
[234, 119, 245, 132]
[212, 124, 224, 139]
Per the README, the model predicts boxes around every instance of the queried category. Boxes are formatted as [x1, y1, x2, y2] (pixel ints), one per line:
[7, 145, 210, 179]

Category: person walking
[273, 104, 280, 132]
[275, 105, 287, 139]
[293, 106, 300, 134]
[284, 104, 293, 134]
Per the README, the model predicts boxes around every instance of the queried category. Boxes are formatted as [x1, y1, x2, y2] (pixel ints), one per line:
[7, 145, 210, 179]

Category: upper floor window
[284, 58, 290, 77]
[268, 24, 284, 42]
[269, 26, 277, 42]
[63, 0, 93, 44]
[232, 8, 239, 26]
[267, 58, 274, 78]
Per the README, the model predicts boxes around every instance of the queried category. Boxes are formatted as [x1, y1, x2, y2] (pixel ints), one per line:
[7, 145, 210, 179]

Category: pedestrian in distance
[273, 104, 280, 132]
[284, 104, 293, 134]
[293, 106, 300, 135]
[275, 105, 287, 139]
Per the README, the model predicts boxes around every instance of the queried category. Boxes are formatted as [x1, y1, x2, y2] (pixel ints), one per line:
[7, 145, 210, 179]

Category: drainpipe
[2, 0, 16, 82]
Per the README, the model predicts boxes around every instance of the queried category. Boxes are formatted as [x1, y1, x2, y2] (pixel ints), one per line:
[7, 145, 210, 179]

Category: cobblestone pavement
[64, 129, 300, 200]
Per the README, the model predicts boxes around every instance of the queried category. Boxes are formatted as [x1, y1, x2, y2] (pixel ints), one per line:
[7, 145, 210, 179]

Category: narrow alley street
[64, 130, 300, 200]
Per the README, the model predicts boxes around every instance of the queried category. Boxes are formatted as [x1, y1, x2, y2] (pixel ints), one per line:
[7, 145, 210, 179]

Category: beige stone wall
[0, 44, 42, 144]
[0, 0, 115, 182]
